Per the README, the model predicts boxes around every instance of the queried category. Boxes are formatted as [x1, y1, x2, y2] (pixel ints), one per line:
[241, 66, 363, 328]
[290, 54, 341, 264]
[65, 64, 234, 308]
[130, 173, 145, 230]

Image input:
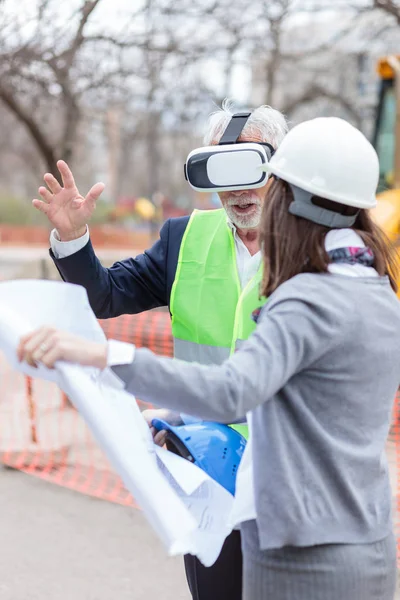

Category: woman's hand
[17, 327, 108, 370]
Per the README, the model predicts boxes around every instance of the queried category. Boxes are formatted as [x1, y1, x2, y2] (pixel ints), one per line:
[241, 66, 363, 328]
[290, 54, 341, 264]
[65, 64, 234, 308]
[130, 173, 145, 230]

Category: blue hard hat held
[152, 419, 247, 496]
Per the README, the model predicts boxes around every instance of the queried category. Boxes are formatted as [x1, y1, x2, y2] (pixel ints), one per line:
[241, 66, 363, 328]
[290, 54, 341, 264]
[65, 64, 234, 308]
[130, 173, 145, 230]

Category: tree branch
[82, 34, 228, 57]
[0, 84, 57, 173]
[58, 0, 102, 72]
[373, 0, 400, 23]
[282, 84, 361, 126]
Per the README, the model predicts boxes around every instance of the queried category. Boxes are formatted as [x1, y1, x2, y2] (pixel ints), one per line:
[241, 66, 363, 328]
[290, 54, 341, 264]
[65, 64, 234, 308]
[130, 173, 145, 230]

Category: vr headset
[184, 112, 275, 193]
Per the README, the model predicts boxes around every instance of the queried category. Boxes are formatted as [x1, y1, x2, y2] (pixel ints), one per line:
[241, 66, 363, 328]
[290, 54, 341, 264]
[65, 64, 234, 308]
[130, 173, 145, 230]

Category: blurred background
[1, 3, 400, 597]
[0, 0, 400, 247]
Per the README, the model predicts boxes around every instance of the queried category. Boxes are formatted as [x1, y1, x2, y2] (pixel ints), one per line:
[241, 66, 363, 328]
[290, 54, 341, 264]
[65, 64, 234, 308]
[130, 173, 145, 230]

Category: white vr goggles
[184, 112, 275, 193]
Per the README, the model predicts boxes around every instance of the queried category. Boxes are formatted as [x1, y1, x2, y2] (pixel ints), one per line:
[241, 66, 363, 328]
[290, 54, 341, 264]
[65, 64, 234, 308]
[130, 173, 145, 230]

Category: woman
[18, 117, 400, 600]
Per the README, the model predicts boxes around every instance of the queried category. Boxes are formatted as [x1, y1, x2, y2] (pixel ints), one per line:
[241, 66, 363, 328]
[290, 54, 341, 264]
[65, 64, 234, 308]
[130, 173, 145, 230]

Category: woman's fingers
[17, 329, 39, 360]
[18, 329, 107, 371]
[19, 330, 62, 370]
[40, 345, 62, 369]
[18, 327, 55, 364]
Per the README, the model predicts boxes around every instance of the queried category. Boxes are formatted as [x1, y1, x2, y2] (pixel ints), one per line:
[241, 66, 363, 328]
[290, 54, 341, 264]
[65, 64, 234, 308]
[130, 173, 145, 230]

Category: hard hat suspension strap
[288, 184, 359, 228]
[165, 431, 195, 463]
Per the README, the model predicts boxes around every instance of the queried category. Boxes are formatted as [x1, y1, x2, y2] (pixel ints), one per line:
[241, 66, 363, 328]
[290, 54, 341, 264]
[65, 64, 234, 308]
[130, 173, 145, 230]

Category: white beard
[224, 195, 262, 229]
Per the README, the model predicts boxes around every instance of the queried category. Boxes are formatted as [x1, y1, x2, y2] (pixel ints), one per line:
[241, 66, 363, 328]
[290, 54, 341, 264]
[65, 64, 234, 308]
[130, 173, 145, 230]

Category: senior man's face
[218, 135, 271, 230]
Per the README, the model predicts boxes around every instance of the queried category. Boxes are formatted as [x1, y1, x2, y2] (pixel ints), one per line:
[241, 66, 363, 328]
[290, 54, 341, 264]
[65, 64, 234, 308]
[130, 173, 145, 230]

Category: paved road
[1, 467, 399, 600]
[0, 245, 149, 283]
[0, 467, 188, 600]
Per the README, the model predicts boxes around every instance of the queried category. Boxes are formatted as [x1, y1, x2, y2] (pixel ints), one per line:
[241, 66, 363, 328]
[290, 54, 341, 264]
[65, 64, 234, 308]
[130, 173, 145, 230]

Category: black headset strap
[235, 140, 275, 158]
[218, 112, 251, 145]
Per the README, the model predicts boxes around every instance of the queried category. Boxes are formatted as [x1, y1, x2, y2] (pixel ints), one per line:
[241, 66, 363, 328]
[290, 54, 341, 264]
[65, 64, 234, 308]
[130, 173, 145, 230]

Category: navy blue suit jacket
[50, 216, 190, 319]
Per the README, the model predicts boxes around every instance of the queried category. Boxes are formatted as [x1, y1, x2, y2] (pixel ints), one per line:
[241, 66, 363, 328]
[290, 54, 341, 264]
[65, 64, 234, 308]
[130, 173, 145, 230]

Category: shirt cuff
[101, 340, 136, 389]
[107, 339, 135, 367]
[50, 227, 90, 259]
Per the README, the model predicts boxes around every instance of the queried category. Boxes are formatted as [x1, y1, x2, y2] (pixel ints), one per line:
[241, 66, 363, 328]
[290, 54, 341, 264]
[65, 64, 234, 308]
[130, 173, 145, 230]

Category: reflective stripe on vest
[173, 338, 230, 365]
[170, 208, 266, 439]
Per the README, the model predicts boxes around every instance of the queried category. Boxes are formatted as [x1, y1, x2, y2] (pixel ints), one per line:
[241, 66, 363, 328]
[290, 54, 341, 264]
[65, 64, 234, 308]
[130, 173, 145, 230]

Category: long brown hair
[259, 178, 399, 297]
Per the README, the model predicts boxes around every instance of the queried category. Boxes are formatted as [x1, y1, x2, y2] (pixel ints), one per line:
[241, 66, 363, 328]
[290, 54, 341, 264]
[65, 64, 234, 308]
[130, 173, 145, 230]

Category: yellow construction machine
[372, 55, 400, 293]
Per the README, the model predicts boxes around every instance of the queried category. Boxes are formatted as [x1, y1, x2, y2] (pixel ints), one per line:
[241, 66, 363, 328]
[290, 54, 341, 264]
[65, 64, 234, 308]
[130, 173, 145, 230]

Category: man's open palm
[33, 160, 105, 241]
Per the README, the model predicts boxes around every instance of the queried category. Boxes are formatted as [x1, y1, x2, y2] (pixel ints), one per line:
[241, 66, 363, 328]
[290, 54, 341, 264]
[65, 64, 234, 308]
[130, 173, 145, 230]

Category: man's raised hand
[33, 160, 105, 241]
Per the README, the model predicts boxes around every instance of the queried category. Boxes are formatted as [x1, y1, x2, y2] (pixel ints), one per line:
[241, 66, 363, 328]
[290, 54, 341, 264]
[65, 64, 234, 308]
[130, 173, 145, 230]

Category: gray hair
[203, 99, 288, 149]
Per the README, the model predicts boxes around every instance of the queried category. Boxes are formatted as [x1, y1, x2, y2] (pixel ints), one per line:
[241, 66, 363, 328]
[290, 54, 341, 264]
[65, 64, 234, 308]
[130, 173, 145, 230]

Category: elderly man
[33, 103, 288, 600]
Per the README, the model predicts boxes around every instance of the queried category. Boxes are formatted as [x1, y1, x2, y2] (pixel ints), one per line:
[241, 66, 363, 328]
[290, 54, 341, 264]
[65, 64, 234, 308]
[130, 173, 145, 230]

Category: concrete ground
[0, 466, 188, 600]
[0, 466, 398, 600]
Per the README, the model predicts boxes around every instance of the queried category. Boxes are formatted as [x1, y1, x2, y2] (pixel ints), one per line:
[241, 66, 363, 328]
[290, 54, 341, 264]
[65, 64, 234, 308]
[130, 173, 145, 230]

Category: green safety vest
[170, 208, 267, 439]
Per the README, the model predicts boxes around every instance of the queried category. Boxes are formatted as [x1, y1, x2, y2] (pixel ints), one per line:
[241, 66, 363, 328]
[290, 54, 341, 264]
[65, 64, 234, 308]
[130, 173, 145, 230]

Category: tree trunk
[0, 84, 59, 176]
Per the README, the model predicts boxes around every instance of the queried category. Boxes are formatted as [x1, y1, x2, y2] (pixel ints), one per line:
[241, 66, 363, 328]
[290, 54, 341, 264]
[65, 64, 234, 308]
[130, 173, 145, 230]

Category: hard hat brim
[260, 163, 377, 210]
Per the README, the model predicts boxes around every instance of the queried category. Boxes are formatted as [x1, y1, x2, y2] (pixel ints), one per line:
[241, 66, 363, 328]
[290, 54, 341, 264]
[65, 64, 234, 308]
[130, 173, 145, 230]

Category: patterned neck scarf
[327, 246, 375, 267]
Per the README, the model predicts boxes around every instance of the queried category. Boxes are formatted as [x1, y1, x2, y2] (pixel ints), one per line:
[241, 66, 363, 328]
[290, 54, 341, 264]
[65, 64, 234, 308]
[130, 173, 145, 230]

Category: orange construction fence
[1, 310, 399, 560]
[0, 311, 172, 507]
[0, 225, 153, 250]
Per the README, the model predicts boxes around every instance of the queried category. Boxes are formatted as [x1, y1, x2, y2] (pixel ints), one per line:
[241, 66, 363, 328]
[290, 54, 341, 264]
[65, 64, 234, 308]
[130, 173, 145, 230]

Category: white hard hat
[261, 117, 379, 226]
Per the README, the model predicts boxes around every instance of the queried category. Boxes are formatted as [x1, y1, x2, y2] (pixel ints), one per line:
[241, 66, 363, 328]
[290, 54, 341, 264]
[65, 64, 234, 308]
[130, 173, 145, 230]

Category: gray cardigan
[112, 273, 400, 550]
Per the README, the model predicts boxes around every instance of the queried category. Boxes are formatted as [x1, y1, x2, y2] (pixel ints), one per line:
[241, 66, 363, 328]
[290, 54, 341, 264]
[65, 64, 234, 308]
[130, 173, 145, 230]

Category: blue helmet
[152, 419, 246, 495]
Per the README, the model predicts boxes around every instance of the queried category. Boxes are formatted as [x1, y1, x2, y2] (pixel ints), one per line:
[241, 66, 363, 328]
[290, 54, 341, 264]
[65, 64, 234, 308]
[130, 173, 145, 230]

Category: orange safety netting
[0, 311, 172, 507]
[0, 311, 399, 560]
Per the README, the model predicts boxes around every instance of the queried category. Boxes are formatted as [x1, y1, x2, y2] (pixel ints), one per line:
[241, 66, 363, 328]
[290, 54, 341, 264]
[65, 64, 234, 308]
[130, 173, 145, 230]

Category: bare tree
[0, 1, 106, 175]
[373, 0, 400, 23]
[1, 0, 399, 212]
